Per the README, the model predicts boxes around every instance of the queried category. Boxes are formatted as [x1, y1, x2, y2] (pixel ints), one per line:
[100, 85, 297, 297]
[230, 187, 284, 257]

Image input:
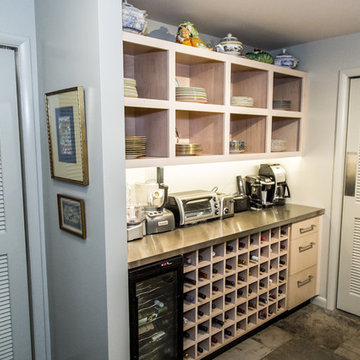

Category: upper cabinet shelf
[122, 32, 307, 168]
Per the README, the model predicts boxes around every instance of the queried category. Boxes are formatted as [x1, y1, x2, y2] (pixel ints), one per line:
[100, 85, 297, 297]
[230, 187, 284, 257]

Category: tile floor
[214, 303, 360, 360]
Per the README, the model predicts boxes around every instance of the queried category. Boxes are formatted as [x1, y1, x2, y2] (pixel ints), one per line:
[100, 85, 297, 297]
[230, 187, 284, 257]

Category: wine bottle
[269, 294, 276, 300]
[225, 329, 232, 336]
[198, 324, 208, 332]
[198, 254, 203, 261]
[250, 255, 259, 261]
[183, 351, 190, 359]
[212, 303, 217, 309]
[239, 241, 246, 248]
[138, 302, 168, 326]
[281, 229, 286, 236]
[185, 257, 192, 265]
[259, 311, 267, 319]
[225, 264, 232, 270]
[184, 277, 196, 285]
[212, 318, 224, 326]
[278, 289, 283, 294]
[183, 331, 190, 338]
[198, 271, 207, 279]
[226, 245, 233, 252]
[248, 288, 252, 294]
[261, 236, 266, 242]
[279, 275, 285, 281]
[183, 317, 189, 325]
[271, 232, 275, 237]
[212, 267, 218, 274]
[238, 275, 245, 282]
[236, 322, 242, 329]
[259, 281, 265, 288]
[237, 289, 243, 296]
[280, 244, 286, 250]
[212, 285, 219, 292]
[260, 266, 266, 273]
[225, 279, 235, 287]
[198, 309, 204, 317]
[198, 292, 206, 299]
[250, 237, 254, 244]
[224, 313, 229, 320]
[184, 293, 195, 302]
[259, 297, 267, 304]
[248, 301, 256, 309]
[269, 309, 274, 315]
[211, 336, 218, 344]
[225, 296, 232, 303]
[237, 307, 245, 315]
[197, 345, 204, 353]
[238, 259, 246, 266]
[280, 259, 286, 265]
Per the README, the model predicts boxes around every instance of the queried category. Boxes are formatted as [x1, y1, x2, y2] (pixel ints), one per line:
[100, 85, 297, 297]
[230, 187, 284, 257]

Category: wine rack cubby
[183, 225, 289, 359]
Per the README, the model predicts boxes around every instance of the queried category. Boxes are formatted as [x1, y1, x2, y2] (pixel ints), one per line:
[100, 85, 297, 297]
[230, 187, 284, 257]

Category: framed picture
[46, 86, 89, 185]
[57, 194, 86, 239]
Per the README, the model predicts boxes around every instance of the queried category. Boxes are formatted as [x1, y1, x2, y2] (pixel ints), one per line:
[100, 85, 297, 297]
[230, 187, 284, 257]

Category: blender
[134, 168, 175, 235]
[126, 185, 146, 241]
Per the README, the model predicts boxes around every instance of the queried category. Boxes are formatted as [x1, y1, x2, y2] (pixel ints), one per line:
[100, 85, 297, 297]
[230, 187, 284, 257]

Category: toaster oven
[165, 190, 220, 226]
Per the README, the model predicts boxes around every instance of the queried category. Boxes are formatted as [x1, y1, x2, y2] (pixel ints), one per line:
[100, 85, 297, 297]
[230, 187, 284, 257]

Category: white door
[337, 77, 360, 316]
[0, 47, 32, 358]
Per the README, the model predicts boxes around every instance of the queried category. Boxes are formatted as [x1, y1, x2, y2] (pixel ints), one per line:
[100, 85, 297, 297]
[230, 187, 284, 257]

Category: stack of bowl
[125, 136, 146, 158]
[124, 78, 138, 98]
[273, 100, 291, 110]
[231, 96, 254, 107]
[176, 87, 207, 103]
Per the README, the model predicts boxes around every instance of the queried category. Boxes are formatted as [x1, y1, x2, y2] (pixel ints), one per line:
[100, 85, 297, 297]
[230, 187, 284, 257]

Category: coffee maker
[258, 164, 290, 205]
[245, 175, 275, 210]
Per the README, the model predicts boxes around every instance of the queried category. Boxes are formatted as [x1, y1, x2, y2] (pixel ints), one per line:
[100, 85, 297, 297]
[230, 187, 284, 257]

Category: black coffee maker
[258, 164, 290, 205]
[245, 175, 275, 210]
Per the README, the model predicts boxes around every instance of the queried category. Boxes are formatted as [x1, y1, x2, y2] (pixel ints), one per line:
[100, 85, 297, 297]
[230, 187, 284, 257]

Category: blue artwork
[55, 106, 76, 163]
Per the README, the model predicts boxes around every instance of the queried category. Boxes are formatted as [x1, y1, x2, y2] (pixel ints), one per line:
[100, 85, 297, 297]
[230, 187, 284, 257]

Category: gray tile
[251, 325, 293, 350]
[275, 304, 360, 350]
[334, 332, 360, 360]
[214, 338, 272, 360]
[262, 337, 348, 360]
[335, 346, 360, 360]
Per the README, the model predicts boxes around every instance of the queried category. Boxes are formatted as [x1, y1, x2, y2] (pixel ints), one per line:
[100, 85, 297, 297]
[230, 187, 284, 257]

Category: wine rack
[182, 225, 289, 359]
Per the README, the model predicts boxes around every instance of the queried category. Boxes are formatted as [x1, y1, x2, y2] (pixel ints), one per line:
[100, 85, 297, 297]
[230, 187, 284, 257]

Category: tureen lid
[275, 49, 297, 60]
[220, 33, 242, 45]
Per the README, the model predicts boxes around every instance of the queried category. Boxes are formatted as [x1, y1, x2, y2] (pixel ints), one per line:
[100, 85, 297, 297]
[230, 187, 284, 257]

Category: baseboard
[311, 296, 327, 308]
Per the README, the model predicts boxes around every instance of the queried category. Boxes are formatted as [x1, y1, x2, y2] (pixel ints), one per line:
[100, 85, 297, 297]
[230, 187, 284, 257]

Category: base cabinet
[288, 216, 321, 310]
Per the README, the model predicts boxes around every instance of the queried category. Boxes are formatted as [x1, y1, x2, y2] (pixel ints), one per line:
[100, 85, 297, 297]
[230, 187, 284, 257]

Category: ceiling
[129, 0, 360, 49]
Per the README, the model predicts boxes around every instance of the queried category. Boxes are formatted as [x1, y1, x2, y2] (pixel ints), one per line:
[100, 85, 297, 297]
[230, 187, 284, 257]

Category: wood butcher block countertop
[127, 204, 325, 269]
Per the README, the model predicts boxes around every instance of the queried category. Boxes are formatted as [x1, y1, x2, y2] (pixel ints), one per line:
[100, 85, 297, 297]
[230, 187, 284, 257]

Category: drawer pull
[299, 242, 316, 253]
[297, 275, 313, 288]
[299, 225, 316, 234]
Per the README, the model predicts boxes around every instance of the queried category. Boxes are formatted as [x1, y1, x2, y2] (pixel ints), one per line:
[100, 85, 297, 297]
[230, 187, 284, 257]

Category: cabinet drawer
[291, 216, 320, 239]
[288, 265, 318, 309]
[289, 232, 318, 275]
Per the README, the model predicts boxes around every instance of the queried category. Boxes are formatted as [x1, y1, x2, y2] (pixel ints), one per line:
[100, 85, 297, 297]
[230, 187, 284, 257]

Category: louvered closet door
[337, 77, 360, 316]
[0, 48, 32, 358]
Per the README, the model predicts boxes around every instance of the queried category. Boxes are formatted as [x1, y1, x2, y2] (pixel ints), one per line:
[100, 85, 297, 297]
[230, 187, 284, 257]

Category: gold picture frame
[57, 194, 86, 239]
[45, 86, 89, 185]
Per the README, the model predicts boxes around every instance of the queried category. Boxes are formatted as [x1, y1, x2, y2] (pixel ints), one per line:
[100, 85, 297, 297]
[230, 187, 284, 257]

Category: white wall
[35, 0, 128, 359]
[1, 1, 49, 358]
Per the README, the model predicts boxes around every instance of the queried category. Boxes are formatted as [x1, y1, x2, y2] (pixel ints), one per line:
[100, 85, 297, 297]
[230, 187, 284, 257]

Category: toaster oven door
[182, 197, 214, 224]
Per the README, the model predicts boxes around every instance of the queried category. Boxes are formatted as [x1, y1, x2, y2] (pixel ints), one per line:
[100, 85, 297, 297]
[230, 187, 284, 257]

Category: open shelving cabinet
[122, 32, 307, 168]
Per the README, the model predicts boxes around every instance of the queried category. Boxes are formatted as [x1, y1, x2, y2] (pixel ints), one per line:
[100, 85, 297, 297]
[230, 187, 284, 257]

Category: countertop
[127, 204, 325, 269]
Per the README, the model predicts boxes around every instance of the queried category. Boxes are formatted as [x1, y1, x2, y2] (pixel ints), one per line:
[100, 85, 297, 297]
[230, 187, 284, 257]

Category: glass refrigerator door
[136, 271, 178, 359]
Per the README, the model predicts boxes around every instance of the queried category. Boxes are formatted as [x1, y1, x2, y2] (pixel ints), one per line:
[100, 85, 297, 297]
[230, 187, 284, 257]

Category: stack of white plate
[125, 136, 146, 158]
[231, 96, 254, 107]
[176, 87, 207, 103]
[176, 143, 202, 156]
[124, 78, 138, 98]
[271, 139, 287, 152]
[273, 100, 291, 110]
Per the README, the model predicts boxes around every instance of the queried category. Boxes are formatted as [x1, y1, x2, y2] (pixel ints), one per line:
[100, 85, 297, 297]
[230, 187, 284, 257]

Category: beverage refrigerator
[129, 255, 183, 360]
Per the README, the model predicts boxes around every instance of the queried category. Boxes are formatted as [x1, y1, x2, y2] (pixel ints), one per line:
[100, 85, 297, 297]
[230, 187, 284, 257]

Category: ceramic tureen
[215, 33, 243, 56]
[274, 49, 299, 68]
[122, 0, 148, 35]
